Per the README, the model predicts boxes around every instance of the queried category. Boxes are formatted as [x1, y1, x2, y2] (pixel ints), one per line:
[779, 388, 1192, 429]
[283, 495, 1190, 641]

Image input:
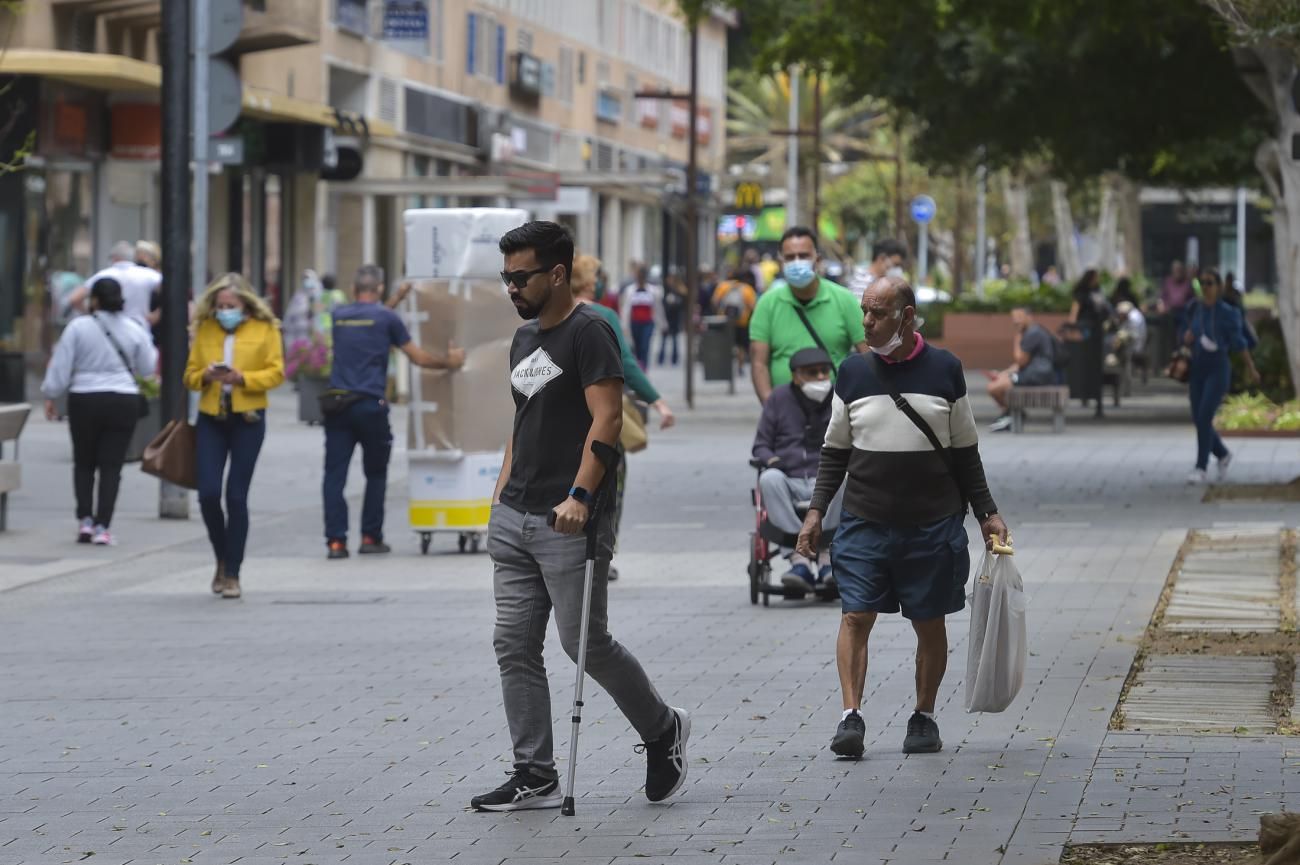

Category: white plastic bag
[965, 548, 1027, 713]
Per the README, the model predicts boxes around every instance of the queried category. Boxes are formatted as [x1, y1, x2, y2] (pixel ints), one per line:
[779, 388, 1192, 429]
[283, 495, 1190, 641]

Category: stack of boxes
[402, 208, 527, 534]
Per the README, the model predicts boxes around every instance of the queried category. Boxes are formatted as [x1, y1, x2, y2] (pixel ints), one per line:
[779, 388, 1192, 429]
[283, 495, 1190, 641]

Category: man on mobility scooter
[752, 347, 844, 593]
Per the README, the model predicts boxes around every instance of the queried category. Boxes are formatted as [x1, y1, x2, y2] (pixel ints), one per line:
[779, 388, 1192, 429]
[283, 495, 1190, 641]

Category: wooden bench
[1006, 386, 1068, 434]
[0, 403, 31, 531]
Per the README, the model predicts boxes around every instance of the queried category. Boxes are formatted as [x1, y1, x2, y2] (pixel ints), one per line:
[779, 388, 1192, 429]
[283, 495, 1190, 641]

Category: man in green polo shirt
[749, 227, 868, 403]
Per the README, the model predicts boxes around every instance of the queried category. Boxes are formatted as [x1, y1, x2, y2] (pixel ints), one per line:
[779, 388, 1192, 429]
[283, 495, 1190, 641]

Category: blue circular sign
[910, 195, 937, 224]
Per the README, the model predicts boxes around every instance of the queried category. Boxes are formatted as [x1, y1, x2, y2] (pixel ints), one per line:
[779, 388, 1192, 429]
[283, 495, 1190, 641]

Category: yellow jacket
[184, 317, 285, 415]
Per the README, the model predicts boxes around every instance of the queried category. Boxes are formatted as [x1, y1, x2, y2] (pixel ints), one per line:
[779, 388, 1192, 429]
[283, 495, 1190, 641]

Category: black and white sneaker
[902, 711, 943, 754]
[639, 707, 690, 802]
[469, 770, 561, 812]
[830, 711, 866, 758]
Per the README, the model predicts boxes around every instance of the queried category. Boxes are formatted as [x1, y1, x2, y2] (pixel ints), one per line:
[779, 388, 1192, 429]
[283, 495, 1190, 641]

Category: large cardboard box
[403, 207, 529, 280]
[406, 278, 518, 453]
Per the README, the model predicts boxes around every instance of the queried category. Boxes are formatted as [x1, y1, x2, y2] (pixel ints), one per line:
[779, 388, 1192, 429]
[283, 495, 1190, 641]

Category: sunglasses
[501, 267, 551, 289]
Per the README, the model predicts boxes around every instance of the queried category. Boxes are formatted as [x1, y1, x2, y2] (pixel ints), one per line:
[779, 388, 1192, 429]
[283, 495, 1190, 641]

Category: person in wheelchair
[752, 347, 844, 591]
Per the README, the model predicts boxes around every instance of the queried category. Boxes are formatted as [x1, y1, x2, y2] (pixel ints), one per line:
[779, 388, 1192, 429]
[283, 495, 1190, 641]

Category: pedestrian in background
[67, 241, 161, 327]
[657, 268, 687, 366]
[1180, 268, 1260, 485]
[620, 265, 664, 370]
[848, 237, 906, 301]
[572, 253, 675, 581]
[185, 274, 285, 599]
[322, 265, 464, 560]
[748, 226, 867, 404]
[41, 278, 157, 546]
[1068, 269, 1111, 339]
[712, 268, 758, 372]
[473, 221, 688, 812]
[798, 276, 1009, 760]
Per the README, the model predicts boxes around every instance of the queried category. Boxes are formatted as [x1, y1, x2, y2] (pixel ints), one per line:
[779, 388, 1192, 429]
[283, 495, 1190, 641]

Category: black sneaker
[638, 707, 690, 802]
[327, 540, 349, 559]
[469, 770, 561, 812]
[830, 711, 866, 758]
[903, 711, 943, 754]
[358, 536, 391, 555]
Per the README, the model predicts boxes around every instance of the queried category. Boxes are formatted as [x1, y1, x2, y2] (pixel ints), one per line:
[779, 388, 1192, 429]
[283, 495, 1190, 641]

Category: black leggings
[67, 392, 139, 528]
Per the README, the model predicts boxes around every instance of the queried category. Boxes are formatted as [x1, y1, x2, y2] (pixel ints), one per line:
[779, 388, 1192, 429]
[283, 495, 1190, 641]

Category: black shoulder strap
[790, 302, 829, 354]
[865, 353, 952, 469]
[93, 313, 135, 377]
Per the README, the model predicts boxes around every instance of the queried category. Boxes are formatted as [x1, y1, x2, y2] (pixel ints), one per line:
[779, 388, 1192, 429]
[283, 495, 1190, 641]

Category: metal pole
[811, 68, 821, 234]
[1236, 186, 1247, 288]
[786, 66, 799, 227]
[684, 24, 700, 409]
[159, 0, 192, 519]
[975, 163, 986, 297]
[193, 0, 210, 293]
[918, 223, 929, 284]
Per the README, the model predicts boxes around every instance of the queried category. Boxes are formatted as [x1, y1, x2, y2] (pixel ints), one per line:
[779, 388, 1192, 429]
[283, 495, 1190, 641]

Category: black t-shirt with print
[500, 304, 624, 514]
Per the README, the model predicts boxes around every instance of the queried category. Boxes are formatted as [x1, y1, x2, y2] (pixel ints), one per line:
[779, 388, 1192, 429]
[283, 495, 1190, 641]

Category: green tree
[1201, 0, 1300, 398]
[0, 0, 34, 174]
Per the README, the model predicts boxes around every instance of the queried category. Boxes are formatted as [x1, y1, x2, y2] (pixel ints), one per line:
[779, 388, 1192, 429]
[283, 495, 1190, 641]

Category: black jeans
[67, 392, 139, 528]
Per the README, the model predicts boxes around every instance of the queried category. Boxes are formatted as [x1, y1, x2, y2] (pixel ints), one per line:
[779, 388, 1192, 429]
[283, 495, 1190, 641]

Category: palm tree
[726, 70, 887, 224]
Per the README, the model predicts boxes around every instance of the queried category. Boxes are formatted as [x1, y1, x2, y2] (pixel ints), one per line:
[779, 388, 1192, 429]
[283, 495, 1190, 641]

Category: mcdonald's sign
[734, 181, 764, 214]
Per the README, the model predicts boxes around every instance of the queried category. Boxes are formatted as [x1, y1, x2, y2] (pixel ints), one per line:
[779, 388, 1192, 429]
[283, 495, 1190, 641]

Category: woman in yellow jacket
[185, 274, 285, 599]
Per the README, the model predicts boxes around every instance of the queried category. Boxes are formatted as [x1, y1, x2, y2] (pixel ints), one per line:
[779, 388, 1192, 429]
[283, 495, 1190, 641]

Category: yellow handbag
[620, 395, 648, 453]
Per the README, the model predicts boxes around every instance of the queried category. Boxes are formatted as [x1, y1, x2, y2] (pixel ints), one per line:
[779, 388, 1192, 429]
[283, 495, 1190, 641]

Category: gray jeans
[487, 503, 673, 780]
[759, 468, 844, 542]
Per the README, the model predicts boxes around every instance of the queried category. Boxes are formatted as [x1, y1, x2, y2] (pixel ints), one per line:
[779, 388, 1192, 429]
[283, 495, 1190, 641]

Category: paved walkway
[1, 368, 1297, 865]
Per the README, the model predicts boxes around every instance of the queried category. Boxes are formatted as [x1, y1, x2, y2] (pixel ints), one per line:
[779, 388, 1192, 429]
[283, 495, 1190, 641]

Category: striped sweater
[809, 343, 997, 526]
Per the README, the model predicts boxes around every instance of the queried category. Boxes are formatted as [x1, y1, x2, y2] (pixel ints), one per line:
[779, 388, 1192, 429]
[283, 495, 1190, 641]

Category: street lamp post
[635, 22, 701, 409]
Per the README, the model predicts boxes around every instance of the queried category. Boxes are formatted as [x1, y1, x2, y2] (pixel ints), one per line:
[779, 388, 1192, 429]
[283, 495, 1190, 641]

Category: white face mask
[868, 311, 908, 356]
[885, 265, 905, 279]
[799, 379, 833, 402]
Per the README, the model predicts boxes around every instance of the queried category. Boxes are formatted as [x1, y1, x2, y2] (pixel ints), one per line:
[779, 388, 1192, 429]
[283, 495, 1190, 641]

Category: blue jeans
[630, 322, 654, 369]
[196, 411, 266, 578]
[1189, 359, 1231, 470]
[322, 397, 393, 543]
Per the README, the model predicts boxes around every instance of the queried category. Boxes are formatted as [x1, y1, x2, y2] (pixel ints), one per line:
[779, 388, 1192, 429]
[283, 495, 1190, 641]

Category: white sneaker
[1186, 468, 1208, 486]
[77, 518, 94, 544]
[988, 414, 1014, 432]
[91, 526, 115, 546]
[1217, 452, 1233, 483]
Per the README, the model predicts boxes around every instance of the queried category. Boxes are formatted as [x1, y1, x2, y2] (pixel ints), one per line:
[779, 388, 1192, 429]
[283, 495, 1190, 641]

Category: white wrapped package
[404, 208, 530, 280]
[965, 548, 1027, 713]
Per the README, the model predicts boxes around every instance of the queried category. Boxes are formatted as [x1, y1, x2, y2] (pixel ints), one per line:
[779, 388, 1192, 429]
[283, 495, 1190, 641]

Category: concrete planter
[297, 375, 327, 425]
[124, 398, 163, 463]
[931, 311, 1070, 370]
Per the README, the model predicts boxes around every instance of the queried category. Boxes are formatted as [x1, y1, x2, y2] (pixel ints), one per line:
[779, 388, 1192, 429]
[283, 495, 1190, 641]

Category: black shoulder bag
[864, 353, 967, 515]
[790, 303, 830, 354]
[94, 314, 151, 418]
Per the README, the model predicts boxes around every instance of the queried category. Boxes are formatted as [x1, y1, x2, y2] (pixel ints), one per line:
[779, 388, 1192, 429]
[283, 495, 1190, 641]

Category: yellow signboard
[734, 181, 763, 213]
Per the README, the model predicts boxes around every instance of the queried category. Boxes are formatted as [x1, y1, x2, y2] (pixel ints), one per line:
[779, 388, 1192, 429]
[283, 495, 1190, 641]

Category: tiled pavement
[1, 372, 1298, 864]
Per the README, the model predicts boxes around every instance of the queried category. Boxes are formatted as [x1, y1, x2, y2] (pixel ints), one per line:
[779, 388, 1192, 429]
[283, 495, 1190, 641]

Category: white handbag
[965, 542, 1028, 713]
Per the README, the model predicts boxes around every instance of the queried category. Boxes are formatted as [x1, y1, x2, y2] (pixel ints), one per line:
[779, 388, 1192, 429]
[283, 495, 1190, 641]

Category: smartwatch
[568, 486, 592, 506]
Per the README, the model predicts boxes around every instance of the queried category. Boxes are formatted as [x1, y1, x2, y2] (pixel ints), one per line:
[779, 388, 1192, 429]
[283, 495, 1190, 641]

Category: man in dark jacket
[753, 347, 843, 590]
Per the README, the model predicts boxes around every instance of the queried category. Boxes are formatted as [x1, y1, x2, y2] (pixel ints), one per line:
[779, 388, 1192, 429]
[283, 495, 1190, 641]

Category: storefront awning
[0, 49, 394, 137]
[0, 49, 160, 92]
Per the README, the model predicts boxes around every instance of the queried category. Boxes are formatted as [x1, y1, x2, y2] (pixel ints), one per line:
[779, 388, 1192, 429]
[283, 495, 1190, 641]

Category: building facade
[0, 0, 729, 382]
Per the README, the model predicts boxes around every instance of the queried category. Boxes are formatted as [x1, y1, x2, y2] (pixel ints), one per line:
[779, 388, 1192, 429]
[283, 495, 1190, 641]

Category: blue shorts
[831, 511, 971, 620]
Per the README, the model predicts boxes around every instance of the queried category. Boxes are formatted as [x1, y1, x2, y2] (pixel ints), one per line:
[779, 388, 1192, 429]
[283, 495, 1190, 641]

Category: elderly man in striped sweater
[797, 276, 1011, 760]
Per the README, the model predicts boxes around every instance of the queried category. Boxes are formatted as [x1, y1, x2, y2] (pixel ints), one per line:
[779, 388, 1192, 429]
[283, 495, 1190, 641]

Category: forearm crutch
[556, 440, 620, 817]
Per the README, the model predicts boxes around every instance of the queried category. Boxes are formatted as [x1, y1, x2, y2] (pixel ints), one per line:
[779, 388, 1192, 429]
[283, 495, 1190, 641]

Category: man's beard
[512, 285, 550, 320]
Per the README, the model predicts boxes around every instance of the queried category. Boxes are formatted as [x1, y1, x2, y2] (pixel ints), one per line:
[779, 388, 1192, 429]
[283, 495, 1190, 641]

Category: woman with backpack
[41, 278, 158, 546]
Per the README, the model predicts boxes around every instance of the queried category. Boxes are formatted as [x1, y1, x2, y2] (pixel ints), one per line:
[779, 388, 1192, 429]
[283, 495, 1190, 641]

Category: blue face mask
[216, 308, 244, 331]
[783, 259, 816, 289]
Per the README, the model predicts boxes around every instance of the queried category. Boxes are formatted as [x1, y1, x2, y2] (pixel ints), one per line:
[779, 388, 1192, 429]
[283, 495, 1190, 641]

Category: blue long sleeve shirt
[1181, 300, 1247, 365]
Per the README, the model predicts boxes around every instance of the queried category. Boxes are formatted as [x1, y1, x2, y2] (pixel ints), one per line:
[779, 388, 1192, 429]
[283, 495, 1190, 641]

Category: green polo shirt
[748, 278, 866, 388]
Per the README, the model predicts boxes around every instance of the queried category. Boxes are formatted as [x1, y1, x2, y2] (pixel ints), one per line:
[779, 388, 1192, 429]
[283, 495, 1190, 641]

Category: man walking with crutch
[471, 221, 689, 813]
